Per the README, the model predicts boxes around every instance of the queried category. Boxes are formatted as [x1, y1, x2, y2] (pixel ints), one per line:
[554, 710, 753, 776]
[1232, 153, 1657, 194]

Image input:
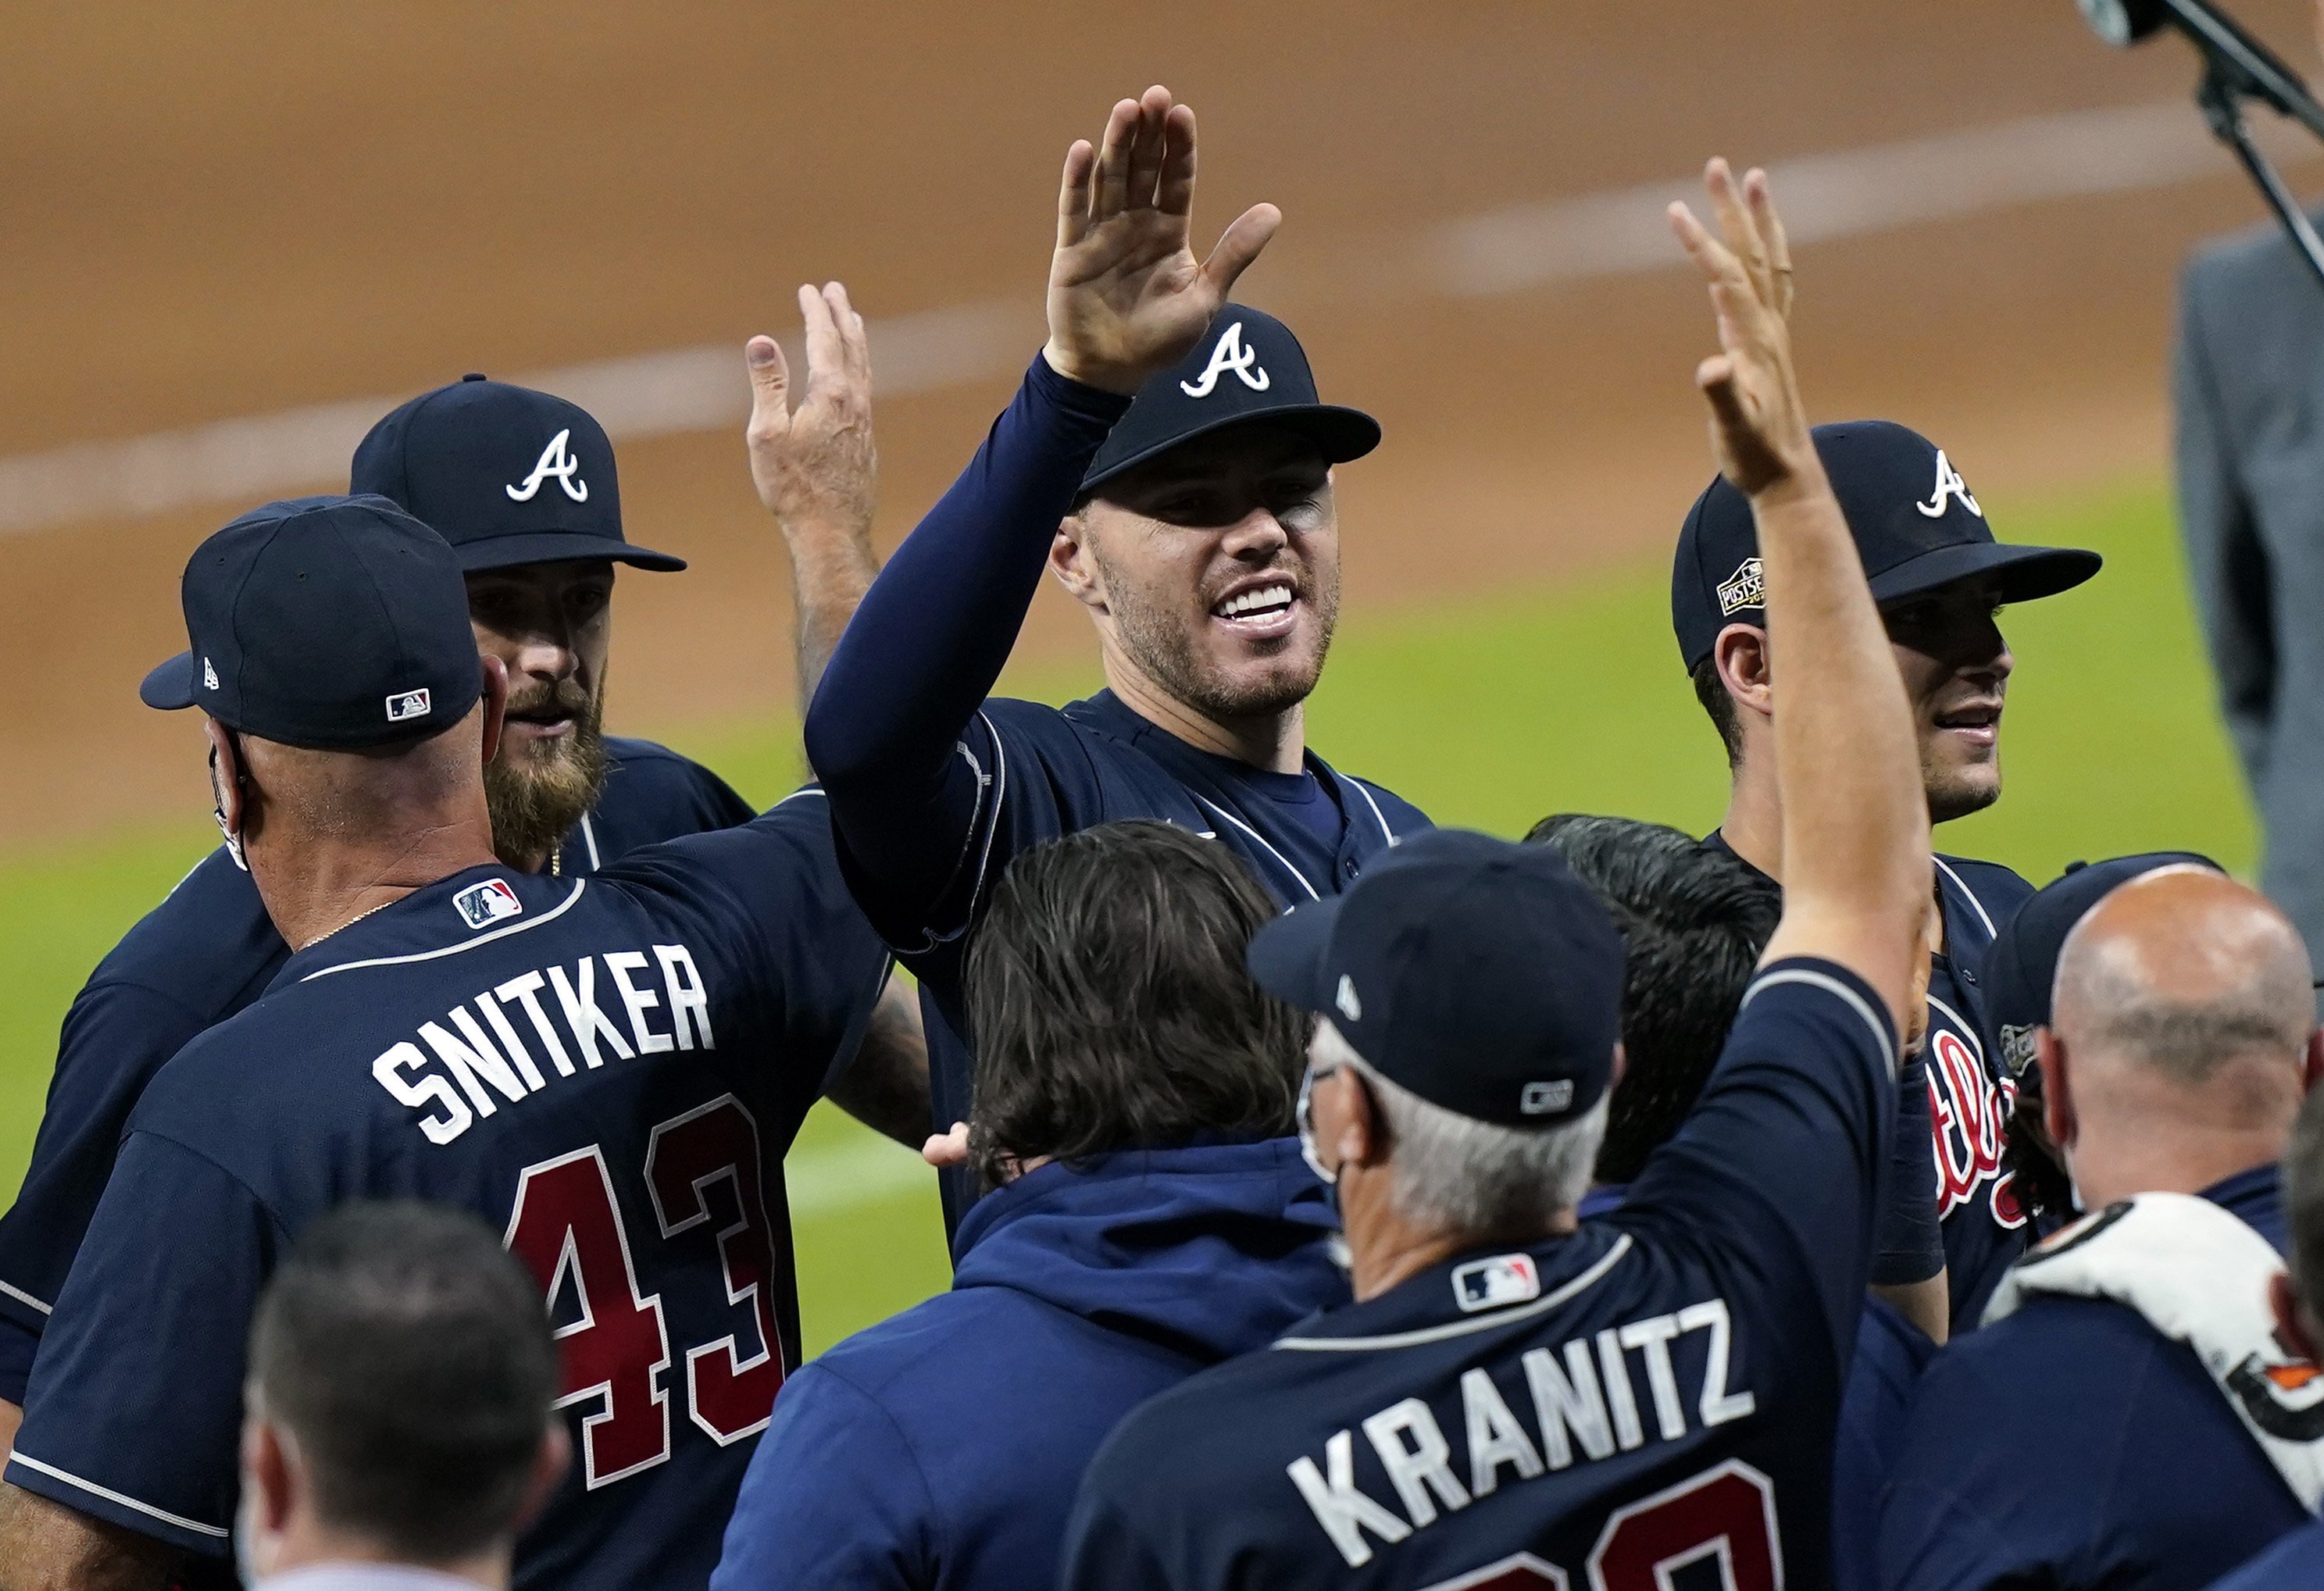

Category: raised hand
[744, 281, 877, 539]
[1043, 85, 1281, 395]
[1668, 160, 1817, 501]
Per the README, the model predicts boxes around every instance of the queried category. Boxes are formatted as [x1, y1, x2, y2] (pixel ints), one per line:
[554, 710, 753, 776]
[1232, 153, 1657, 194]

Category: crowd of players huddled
[0, 84, 2315, 1591]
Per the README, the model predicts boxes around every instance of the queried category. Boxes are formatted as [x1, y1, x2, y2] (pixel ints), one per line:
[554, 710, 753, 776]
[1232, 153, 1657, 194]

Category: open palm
[1669, 160, 1815, 500]
[1043, 85, 1280, 396]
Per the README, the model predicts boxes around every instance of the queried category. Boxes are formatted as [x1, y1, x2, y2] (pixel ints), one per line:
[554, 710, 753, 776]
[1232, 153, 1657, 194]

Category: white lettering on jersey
[368, 944, 712, 1143]
[1291, 1298, 1759, 1565]
[1287, 1430, 1412, 1568]
[1180, 320, 1271, 398]
[1914, 448, 1980, 519]
[505, 428, 591, 503]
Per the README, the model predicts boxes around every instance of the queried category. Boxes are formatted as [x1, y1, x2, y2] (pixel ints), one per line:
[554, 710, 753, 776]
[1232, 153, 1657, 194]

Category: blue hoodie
[710, 1137, 1345, 1591]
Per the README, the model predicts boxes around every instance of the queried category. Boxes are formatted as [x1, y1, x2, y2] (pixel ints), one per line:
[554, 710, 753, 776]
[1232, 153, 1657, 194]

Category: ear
[512, 1422, 572, 1535]
[1047, 515, 1108, 613]
[2303, 1029, 2323, 1095]
[1713, 623, 1772, 723]
[2272, 1271, 2324, 1362]
[478, 654, 509, 768]
[2039, 1028, 2074, 1154]
[246, 1416, 297, 1535]
[205, 717, 246, 837]
[1337, 1069, 1390, 1172]
[1607, 1040, 1626, 1093]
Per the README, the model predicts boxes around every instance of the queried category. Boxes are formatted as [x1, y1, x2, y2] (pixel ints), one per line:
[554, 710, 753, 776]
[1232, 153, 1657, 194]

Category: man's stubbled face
[1882, 576, 2014, 826]
[1073, 426, 1340, 725]
[466, 559, 615, 869]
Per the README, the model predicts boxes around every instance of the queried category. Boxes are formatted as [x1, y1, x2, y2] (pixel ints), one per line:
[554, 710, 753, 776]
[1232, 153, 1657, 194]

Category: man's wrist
[1745, 455, 1834, 515]
[1038, 341, 1145, 400]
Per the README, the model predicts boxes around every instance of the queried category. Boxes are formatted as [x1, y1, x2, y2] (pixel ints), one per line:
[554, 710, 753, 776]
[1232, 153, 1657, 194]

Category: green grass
[0, 473, 2255, 1355]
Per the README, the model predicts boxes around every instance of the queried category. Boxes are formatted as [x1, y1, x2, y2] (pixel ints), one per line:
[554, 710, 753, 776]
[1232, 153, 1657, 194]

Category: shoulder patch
[452, 879, 523, 930]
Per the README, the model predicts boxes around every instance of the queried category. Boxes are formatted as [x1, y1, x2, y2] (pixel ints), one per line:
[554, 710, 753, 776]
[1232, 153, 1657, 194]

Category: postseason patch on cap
[1717, 557, 1765, 616]
[1452, 1253, 1541, 1314]
[453, 879, 523, 930]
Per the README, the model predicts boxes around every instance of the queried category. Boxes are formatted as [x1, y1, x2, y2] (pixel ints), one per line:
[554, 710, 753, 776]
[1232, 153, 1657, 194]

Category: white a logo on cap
[1915, 449, 1980, 519]
[506, 429, 590, 504]
[1180, 321, 1271, 398]
[1334, 974, 1362, 1023]
[202, 657, 220, 690]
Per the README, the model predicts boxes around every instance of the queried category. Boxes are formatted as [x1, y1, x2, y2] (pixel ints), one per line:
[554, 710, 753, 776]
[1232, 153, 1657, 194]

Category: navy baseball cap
[351, 376, 684, 574]
[139, 494, 484, 750]
[1080, 305, 1380, 495]
[1671, 421, 2101, 673]
[1247, 829, 1626, 1128]
[1980, 851, 2222, 1088]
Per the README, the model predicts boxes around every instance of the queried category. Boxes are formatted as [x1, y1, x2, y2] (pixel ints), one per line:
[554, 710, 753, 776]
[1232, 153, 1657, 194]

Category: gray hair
[1314, 1020, 1608, 1236]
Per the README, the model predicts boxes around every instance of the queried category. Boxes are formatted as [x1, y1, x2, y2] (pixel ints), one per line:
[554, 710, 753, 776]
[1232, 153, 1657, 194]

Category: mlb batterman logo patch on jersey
[1451, 1253, 1540, 1314]
[384, 687, 432, 723]
[452, 878, 523, 929]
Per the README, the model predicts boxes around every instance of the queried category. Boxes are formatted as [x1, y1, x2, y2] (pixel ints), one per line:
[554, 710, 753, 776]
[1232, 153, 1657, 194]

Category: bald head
[2054, 869, 2312, 1093]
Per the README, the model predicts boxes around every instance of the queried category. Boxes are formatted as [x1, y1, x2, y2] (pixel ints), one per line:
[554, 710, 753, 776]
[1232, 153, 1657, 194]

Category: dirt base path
[0, 0, 2308, 844]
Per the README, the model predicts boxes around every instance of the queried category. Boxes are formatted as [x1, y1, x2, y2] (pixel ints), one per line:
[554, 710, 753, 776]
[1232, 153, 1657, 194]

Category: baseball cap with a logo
[1246, 829, 1626, 1128]
[1670, 421, 2101, 673]
[351, 375, 684, 574]
[138, 494, 484, 749]
[1980, 851, 2222, 1092]
[1079, 305, 1382, 494]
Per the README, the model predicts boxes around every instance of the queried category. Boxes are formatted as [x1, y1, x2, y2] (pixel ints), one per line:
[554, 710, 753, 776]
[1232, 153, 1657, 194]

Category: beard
[1922, 754, 2002, 826]
[1097, 548, 1340, 722]
[486, 673, 609, 870]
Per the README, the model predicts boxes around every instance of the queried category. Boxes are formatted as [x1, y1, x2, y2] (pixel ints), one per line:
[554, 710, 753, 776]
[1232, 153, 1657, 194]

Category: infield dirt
[1, 0, 2310, 845]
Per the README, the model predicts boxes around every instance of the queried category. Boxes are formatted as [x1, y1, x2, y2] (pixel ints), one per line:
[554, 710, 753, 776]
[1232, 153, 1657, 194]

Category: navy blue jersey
[1878, 1167, 2304, 1591]
[878, 690, 1426, 1226]
[1710, 836, 2032, 1332]
[4, 790, 884, 1591]
[1061, 957, 1898, 1591]
[0, 736, 751, 1404]
[799, 359, 1430, 1229]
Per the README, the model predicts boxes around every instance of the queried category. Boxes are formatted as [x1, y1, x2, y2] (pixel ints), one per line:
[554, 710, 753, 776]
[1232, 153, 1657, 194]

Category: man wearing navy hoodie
[709, 821, 1344, 1591]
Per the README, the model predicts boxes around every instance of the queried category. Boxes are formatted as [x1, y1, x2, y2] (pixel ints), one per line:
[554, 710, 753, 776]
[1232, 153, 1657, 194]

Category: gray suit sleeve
[2173, 259, 2277, 787]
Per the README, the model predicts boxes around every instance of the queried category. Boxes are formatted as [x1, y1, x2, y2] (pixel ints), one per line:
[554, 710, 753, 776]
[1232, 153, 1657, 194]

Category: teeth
[1218, 585, 1294, 619]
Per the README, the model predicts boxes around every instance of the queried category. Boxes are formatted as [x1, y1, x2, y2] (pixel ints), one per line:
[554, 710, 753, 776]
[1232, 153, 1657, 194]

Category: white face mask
[1296, 1063, 1338, 1186]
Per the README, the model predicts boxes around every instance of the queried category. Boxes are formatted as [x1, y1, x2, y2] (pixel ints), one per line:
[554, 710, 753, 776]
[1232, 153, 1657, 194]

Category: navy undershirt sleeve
[1872, 1051, 1944, 1286]
[801, 357, 1129, 931]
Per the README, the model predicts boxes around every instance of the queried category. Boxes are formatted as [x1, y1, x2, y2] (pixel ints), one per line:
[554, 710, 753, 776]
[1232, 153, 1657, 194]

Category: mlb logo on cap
[384, 688, 432, 724]
[1452, 1253, 1541, 1314]
[453, 879, 524, 930]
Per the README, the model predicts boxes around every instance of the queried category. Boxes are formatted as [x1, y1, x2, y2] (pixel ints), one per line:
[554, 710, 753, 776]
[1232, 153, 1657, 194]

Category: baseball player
[0, 495, 891, 1591]
[800, 85, 1427, 1225]
[0, 301, 919, 1448]
[1675, 405, 2100, 1334]
[1056, 158, 1927, 1591]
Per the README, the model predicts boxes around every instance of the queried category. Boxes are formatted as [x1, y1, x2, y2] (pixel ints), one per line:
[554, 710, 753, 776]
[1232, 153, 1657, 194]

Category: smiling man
[801, 85, 1430, 1225]
[1674, 419, 2101, 1329]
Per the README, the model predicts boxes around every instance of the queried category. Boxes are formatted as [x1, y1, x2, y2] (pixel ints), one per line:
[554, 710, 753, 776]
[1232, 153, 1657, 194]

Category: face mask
[209, 744, 248, 873]
[1296, 1064, 1337, 1186]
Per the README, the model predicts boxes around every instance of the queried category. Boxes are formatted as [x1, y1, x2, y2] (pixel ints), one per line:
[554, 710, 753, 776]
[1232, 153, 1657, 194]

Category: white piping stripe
[1744, 966, 1898, 1077]
[6, 1454, 230, 1538]
[3, 101, 2304, 540]
[299, 878, 587, 981]
[1274, 1234, 1635, 1352]
[0, 1279, 52, 1316]
[579, 811, 602, 872]
[1345, 778, 1399, 847]
[1932, 856, 1999, 939]
[1925, 993, 1985, 1064]
[1195, 793, 1322, 901]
